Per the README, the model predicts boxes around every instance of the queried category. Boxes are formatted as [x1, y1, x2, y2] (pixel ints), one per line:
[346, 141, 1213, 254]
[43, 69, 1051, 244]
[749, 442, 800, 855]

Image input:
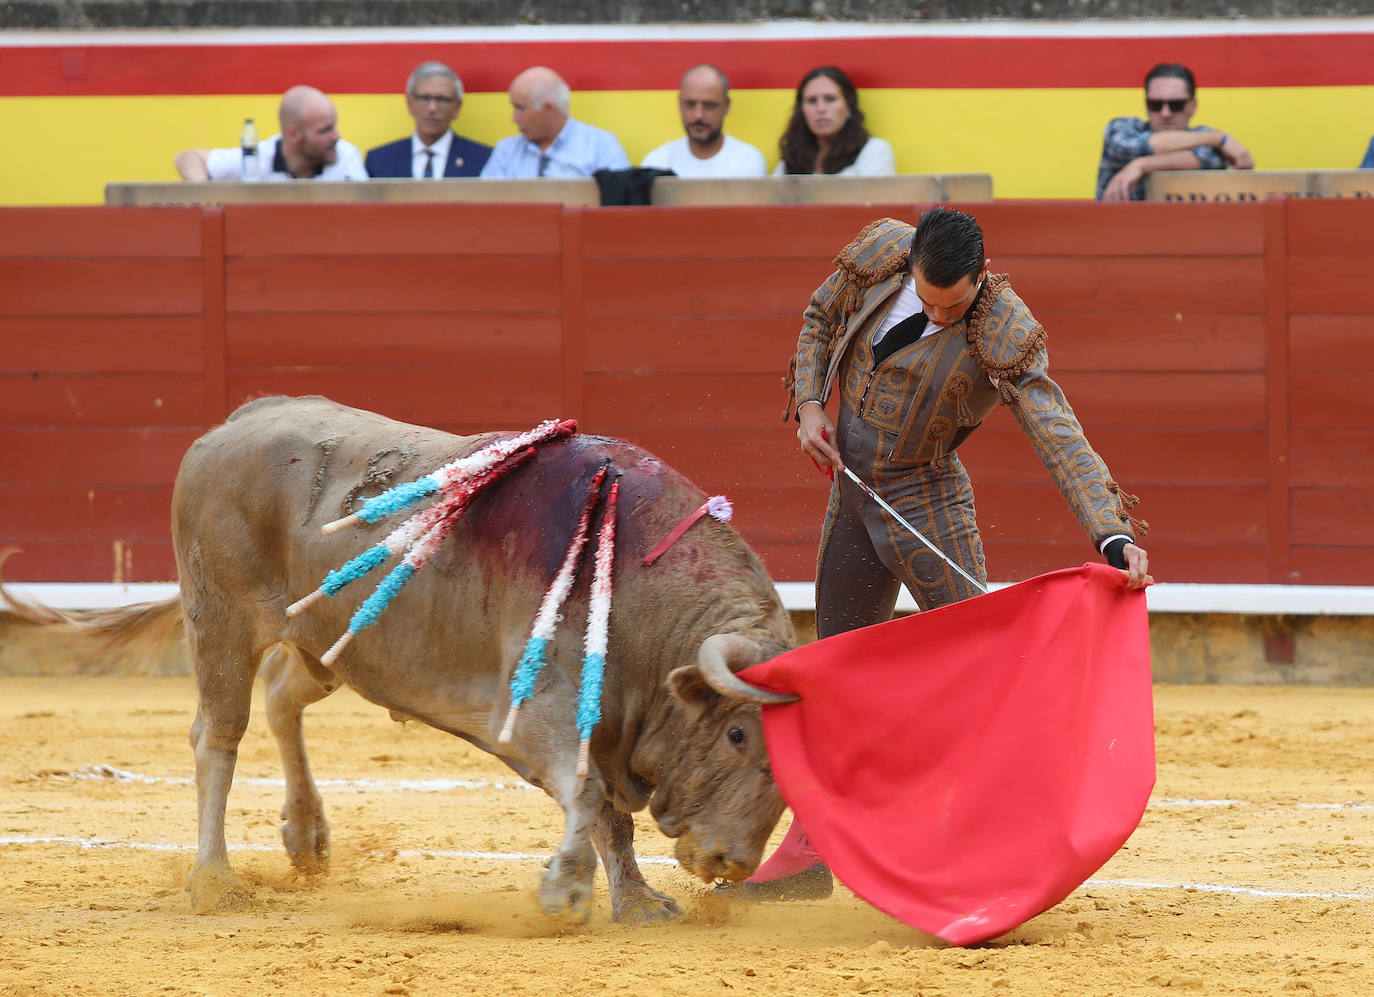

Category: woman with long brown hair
[773, 66, 895, 176]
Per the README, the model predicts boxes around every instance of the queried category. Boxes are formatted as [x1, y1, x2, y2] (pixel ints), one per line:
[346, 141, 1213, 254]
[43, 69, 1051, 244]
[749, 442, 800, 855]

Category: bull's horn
[697, 634, 799, 705]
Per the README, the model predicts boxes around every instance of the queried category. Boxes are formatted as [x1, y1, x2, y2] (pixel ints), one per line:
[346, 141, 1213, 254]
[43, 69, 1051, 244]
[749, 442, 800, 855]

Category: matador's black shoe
[713, 863, 834, 902]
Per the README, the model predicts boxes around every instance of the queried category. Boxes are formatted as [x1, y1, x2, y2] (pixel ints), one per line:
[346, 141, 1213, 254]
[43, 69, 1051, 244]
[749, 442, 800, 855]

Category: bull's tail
[0, 547, 186, 676]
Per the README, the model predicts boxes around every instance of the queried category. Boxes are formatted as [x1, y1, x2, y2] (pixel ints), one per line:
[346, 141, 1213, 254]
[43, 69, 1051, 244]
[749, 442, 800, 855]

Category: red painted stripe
[1, 33, 1371, 96]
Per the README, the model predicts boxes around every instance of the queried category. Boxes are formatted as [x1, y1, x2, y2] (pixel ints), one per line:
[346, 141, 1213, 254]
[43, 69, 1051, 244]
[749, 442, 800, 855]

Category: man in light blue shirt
[480, 66, 630, 179]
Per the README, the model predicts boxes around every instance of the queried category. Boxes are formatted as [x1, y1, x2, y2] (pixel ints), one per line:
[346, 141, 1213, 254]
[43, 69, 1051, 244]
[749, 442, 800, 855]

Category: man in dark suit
[365, 61, 491, 179]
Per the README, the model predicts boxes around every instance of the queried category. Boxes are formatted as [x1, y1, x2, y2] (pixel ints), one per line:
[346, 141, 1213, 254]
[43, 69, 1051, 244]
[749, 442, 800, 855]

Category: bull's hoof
[612, 885, 682, 924]
[187, 864, 253, 914]
[281, 817, 330, 874]
[537, 858, 596, 924]
[713, 863, 834, 902]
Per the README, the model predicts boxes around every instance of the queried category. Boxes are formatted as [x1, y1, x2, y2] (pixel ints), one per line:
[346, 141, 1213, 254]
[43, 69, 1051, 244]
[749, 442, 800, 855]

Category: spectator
[364, 61, 491, 179]
[1360, 138, 1374, 169]
[1097, 63, 1254, 201]
[772, 66, 895, 177]
[641, 64, 767, 178]
[480, 67, 630, 179]
[174, 85, 367, 181]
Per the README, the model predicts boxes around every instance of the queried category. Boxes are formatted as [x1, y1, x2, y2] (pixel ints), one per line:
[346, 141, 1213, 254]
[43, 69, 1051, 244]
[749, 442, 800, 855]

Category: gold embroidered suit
[783, 217, 1141, 626]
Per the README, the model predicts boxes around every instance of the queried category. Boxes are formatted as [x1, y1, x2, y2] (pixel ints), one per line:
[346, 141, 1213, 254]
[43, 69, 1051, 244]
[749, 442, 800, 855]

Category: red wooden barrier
[1, 199, 1370, 587]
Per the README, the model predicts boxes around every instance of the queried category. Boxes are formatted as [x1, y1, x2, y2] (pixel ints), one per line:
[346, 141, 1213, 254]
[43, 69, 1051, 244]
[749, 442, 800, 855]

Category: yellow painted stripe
[3, 86, 1372, 205]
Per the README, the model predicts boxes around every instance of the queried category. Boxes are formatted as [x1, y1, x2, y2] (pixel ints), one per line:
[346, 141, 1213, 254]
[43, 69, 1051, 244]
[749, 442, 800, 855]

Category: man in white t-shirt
[641, 65, 767, 179]
[174, 85, 368, 182]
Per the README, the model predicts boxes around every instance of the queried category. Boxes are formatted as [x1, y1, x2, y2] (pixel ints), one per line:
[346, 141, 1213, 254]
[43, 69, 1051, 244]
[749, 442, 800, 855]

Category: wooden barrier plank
[0, 539, 178, 583]
[226, 312, 562, 369]
[225, 256, 562, 313]
[1, 316, 205, 372]
[1288, 429, 1374, 488]
[583, 373, 791, 431]
[1291, 489, 1374, 546]
[0, 373, 204, 426]
[1287, 546, 1374, 587]
[0, 260, 203, 317]
[223, 203, 564, 257]
[748, 541, 821, 583]
[1028, 371, 1267, 431]
[582, 259, 829, 316]
[1286, 198, 1374, 257]
[0, 485, 172, 539]
[984, 542, 1271, 585]
[225, 369, 563, 427]
[4, 428, 200, 485]
[1289, 315, 1374, 371]
[585, 314, 800, 374]
[973, 483, 1267, 546]
[1289, 373, 1373, 429]
[978, 202, 1267, 257]
[0, 207, 202, 258]
[995, 256, 1266, 314]
[1287, 256, 1374, 313]
[961, 426, 1268, 486]
[616, 429, 813, 488]
[1038, 312, 1265, 372]
[580, 204, 912, 261]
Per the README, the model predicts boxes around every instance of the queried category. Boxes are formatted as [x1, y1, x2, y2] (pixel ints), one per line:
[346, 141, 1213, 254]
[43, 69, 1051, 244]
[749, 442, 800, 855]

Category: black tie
[423, 149, 436, 178]
[537, 153, 550, 177]
[872, 311, 929, 366]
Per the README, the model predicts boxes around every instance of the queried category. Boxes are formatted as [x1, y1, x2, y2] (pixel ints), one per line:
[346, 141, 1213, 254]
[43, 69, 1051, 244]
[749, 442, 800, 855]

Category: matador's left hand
[1122, 543, 1152, 589]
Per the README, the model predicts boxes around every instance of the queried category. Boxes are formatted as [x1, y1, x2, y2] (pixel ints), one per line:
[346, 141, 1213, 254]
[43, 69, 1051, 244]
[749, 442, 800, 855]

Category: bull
[13, 395, 801, 922]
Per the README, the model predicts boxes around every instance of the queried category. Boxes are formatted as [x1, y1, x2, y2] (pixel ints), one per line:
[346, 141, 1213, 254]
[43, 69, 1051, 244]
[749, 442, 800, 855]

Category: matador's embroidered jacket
[783, 217, 1143, 552]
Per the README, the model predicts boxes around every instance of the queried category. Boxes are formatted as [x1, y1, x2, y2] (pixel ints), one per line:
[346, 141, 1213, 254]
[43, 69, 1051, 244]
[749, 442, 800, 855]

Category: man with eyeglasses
[1096, 62, 1254, 201]
[364, 62, 492, 179]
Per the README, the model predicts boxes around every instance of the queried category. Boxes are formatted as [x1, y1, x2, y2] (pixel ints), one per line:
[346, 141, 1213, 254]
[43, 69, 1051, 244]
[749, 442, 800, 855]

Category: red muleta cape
[739, 562, 1155, 946]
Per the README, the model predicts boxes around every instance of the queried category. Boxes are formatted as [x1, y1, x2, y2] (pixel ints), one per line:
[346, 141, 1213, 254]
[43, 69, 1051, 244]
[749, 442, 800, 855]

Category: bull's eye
[727, 726, 745, 746]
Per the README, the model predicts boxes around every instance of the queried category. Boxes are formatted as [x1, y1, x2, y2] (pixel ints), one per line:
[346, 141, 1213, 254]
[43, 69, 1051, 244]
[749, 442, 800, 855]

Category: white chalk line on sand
[44, 766, 1374, 813]
[55, 763, 535, 793]
[2, 834, 1370, 904]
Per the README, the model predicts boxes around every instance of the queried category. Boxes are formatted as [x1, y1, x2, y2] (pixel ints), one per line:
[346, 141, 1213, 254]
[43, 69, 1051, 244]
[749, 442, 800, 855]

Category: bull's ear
[668, 665, 719, 717]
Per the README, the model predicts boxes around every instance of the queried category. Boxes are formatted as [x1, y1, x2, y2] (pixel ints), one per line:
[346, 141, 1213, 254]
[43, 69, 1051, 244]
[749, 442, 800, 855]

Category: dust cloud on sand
[1, 676, 1371, 996]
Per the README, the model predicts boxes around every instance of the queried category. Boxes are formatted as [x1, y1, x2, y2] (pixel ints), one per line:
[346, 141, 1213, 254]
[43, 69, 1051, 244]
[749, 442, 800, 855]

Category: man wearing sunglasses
[1096, 62, 1254, 201]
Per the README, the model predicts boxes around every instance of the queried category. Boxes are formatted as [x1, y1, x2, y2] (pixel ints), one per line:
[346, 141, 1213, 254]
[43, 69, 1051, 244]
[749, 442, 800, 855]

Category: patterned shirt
[1096, 116, 1226, 200]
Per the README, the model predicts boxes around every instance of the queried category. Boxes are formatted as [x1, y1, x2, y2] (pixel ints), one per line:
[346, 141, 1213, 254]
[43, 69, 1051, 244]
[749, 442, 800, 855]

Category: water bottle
[240, 118, 260, 182]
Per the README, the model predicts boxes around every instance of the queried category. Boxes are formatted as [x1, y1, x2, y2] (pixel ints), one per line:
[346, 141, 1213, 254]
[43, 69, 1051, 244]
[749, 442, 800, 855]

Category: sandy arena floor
[1, 676, 1371, 996]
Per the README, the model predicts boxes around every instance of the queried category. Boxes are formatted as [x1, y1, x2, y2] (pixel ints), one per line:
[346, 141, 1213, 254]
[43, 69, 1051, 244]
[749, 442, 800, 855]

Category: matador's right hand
[797, 401, 843, 478]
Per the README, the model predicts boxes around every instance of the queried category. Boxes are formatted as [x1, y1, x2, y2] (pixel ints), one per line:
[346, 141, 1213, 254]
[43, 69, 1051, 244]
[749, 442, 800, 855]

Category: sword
[840, 465, 989, 596]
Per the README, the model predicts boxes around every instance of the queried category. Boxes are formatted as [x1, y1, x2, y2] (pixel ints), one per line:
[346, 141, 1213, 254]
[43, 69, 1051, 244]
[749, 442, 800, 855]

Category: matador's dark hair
[909, 206, 985, 288]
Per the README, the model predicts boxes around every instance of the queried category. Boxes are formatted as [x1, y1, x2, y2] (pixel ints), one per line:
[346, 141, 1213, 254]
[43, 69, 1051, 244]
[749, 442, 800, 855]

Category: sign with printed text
[1147, 170, 1374, 201]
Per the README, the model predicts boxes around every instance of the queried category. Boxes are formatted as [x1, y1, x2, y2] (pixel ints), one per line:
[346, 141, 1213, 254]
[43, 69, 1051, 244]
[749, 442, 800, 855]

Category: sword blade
[841, 465, 989, 595]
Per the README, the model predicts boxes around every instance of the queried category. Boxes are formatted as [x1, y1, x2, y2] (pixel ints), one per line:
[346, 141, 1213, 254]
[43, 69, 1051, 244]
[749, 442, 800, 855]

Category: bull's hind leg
[592, 802, 681, 923]
[186, 630, 259, 913]
[260, 642, 337, 874]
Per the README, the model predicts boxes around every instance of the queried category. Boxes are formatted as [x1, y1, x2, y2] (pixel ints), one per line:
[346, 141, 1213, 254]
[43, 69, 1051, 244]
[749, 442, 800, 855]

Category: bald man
[480, 66, 629, 179]
[175, 85, 368, 181]
[642, 65, 767, 178]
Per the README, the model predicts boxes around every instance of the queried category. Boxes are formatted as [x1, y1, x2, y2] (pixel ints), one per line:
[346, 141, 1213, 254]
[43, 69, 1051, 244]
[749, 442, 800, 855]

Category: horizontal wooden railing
[1, 198, 1370, 587]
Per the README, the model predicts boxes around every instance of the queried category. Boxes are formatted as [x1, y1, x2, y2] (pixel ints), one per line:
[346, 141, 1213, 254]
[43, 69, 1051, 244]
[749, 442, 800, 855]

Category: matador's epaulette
[833, 218, 915, 317]
[963, 274, 1047, 406]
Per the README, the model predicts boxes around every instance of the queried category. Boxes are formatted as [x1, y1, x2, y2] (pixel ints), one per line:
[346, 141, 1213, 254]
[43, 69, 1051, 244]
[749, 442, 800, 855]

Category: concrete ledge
[16, 580, 1374, 615]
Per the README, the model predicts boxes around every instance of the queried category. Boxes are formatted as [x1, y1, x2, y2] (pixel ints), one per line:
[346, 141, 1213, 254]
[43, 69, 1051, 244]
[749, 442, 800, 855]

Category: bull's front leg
[539, 770, 603, 923]
[592, 802, 681, 923]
